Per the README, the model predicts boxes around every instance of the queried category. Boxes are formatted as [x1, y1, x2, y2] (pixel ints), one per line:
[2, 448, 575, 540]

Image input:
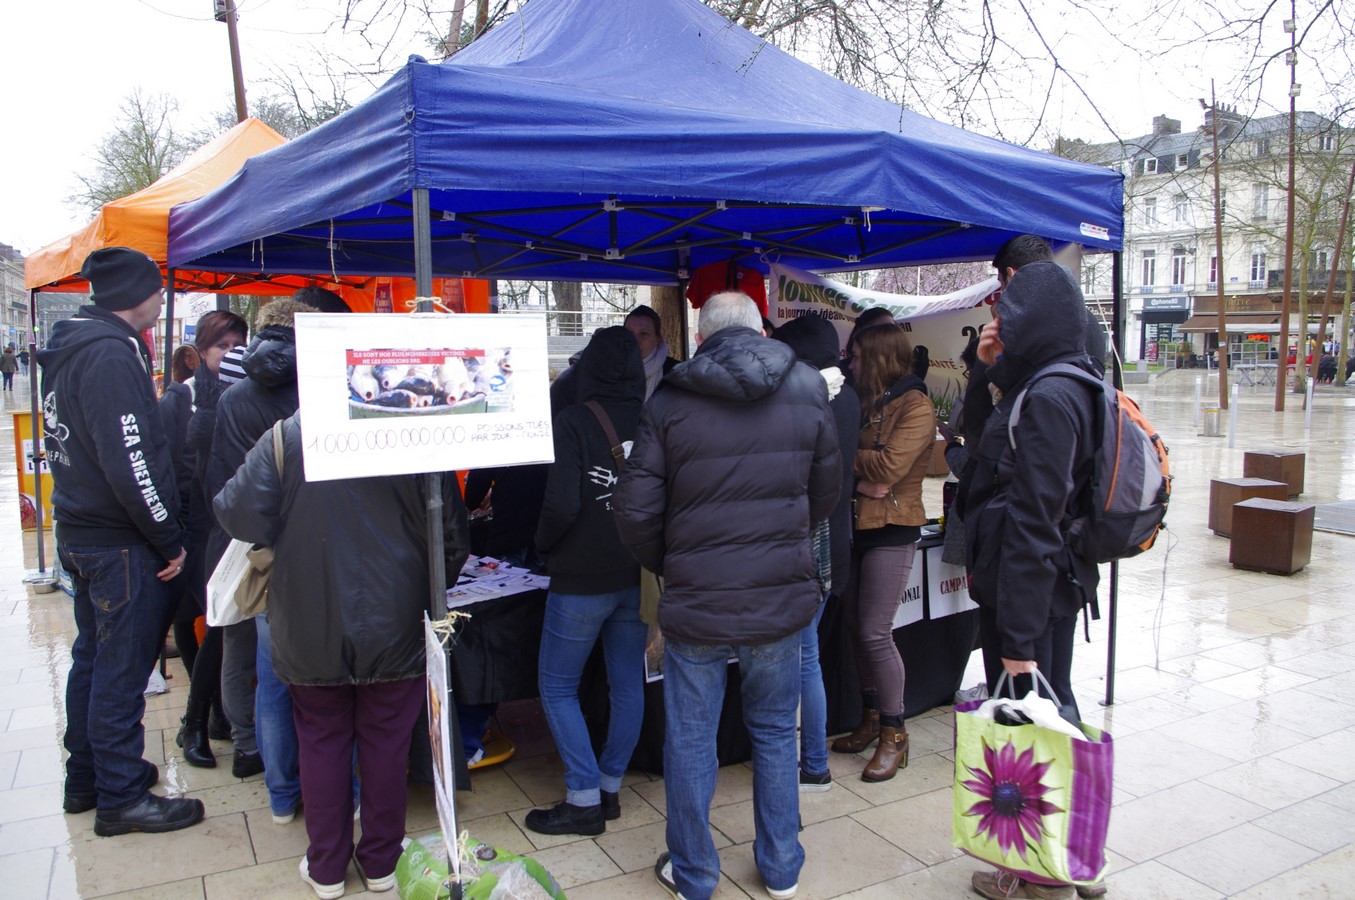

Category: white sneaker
[299, 856, 345, 899]
[272, 807, 297, 825]
[767, 884, 798, 900]
[354, 857, 397, 893]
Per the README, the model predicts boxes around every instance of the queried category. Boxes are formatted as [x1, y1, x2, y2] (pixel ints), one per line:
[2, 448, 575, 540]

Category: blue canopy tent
[168, 0, 1122, 284]
[168, 0, 1130, 707]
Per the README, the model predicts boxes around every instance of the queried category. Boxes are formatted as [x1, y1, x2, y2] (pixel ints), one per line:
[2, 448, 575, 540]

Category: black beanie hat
[81, 247, 163, 312]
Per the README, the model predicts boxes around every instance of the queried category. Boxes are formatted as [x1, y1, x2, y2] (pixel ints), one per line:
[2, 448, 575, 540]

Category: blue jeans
[664, 632, 804, 900]
[799, 598, 828, 777]
[60, 544, 175, 811]
[538, 587, 646, 806]
[256, 615, 301, 815]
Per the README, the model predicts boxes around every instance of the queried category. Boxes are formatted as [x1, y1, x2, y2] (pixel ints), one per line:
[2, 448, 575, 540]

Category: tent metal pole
[24, 287, 57, 591]
[1102, 251, 1124, 708]
[164, 269, 177, 384]
[412, 187, 470, 802]
[678, 248, 691, 357]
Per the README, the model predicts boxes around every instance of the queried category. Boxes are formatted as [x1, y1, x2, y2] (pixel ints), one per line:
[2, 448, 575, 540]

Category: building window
[1171, 251, 1188, 287]
[1176, 153, 1189, 168]
[1252, 184, 1268, 220]
[1254, 139, 1270, 157]
[1317, 250, 1330, 272]
[1143, 197, 1158, 226]
[1141, 250, 1157, 287]
[1175, 194, 1189, 223]
[1250, 249, 1267, 284]
[1321, 134, 1336, 151]
[1209, 255, 1218, 286]
[1143, 157, 1159, 175]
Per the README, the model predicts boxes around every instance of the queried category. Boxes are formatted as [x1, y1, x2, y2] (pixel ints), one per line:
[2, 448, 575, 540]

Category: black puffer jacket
[37, 306, 183, 560]
[613, 326, 841, 645]
[963, 262, 1099, 661]
[214, 413, 470, 685]
[208, 325, 300, 503]
[535, 326, 645, 594]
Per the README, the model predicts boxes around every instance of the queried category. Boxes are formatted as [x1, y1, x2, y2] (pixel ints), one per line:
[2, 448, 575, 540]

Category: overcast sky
[0, 0, 1335, 258]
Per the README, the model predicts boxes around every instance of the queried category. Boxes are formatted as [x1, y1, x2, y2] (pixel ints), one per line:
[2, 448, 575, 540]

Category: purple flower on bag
[962, 738, 1063, 860]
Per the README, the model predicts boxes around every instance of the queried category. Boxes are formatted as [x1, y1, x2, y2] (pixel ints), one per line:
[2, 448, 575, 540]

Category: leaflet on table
[445, 555, 550, 608]
[294, 313, 554, 482]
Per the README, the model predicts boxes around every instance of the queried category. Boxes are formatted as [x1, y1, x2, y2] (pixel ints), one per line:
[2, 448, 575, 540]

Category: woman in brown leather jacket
[831, 323, 936, 782]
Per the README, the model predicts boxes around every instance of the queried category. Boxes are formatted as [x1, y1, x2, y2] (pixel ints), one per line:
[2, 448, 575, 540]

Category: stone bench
[1230, 498, 1315, 575]
[1208, 477, 1289, 537]
[1242, 450, 1305, 498]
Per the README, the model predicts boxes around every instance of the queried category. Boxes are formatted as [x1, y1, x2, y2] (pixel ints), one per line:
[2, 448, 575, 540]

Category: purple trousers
[290, 678, 424, 885]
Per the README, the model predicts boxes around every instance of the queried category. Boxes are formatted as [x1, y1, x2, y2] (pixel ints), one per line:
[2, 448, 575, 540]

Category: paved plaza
[1, 368, 1353, 899]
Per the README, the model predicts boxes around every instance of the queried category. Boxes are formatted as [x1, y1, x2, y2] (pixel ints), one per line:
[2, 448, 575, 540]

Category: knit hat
[81, 247, 162, 311]
[218, 345, 248, 385]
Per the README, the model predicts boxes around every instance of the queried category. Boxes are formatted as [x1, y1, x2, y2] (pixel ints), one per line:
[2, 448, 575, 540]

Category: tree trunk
[551, 281, 583, 336]
[651, 286, 688, 360]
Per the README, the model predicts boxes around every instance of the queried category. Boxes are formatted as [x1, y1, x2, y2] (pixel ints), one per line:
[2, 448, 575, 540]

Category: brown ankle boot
[860, 725, 908, 782]
[831, 708, 880, 753]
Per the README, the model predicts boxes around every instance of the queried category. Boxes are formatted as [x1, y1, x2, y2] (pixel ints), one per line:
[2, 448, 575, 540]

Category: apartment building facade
[1074, 108, 1352, 363]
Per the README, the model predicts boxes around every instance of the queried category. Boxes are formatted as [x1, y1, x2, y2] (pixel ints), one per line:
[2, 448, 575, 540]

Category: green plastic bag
[396, 833, 567, 900]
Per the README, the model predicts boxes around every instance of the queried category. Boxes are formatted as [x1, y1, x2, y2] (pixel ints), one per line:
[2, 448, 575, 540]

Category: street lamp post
[214, 0, 248, 124]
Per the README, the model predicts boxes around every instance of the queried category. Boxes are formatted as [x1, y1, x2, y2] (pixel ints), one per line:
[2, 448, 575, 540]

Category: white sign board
[424, 616, 459, 871]
[769, 264, 997, 411]
[294, 314, 554, 482]
[890, 551, 927, 630]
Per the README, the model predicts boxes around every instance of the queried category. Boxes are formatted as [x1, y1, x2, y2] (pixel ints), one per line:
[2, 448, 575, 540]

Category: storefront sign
[295, 313, 553, 482]
[1142, 295, 1190, 311]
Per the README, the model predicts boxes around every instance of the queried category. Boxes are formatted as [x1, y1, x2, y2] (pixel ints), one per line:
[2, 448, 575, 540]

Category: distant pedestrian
[0, 343, 17, 391]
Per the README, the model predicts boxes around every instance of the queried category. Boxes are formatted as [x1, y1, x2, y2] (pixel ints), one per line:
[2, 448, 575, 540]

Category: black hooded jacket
[962, 262, 1100, 661]
[535, 326, 646, 594]
[214, 413, 470, 685]
[208, 326, 300, 503]
[613, 326, 841, 645]
[37, 306, 183, 560]
[774, 315, 858, 596]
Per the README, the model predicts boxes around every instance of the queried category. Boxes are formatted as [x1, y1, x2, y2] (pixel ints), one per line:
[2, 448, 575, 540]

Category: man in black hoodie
[39, 247, 205, 836]
[615, 292, 840, 900]
[962, 262, 1100, 900]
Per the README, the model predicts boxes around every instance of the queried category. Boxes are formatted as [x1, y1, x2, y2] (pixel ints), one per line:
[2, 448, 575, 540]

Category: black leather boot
[178, 714, 217, 768]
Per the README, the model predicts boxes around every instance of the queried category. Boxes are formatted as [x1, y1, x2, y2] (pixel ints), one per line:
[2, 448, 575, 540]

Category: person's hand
[856, 480, 891, 499]
[936, 420, 955, 443]
[157, 549, 188, 582]
[1002, 657, 1037, 677]
[977, 316, 1004, 365]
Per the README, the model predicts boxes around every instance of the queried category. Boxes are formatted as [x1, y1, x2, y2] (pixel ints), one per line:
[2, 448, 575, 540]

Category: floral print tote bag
[952, 676, 1113, 887]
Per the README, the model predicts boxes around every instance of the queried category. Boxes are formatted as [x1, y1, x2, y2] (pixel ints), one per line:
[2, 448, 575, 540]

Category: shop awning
[1179, 313, 1278, 332]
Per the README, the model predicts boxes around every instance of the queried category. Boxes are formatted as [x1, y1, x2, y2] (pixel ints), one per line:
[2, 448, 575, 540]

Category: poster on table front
[424, 616, 458, 867]
[890, 553, 927, 630]
[294, 314, 553, 482]
[927, 549, 977, 618]
[768, 264, 997, 413]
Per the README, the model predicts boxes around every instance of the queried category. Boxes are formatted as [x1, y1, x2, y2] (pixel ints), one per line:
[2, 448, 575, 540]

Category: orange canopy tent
[23, 118, 314, 295]
[23, 116, 490, 312]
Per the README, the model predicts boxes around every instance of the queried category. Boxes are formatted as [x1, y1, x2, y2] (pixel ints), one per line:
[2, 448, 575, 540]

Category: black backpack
[1009, 363, 1170, 564]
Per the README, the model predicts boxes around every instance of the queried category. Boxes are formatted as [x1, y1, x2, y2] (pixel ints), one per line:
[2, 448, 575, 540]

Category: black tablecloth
[450, 543, 978, 777]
